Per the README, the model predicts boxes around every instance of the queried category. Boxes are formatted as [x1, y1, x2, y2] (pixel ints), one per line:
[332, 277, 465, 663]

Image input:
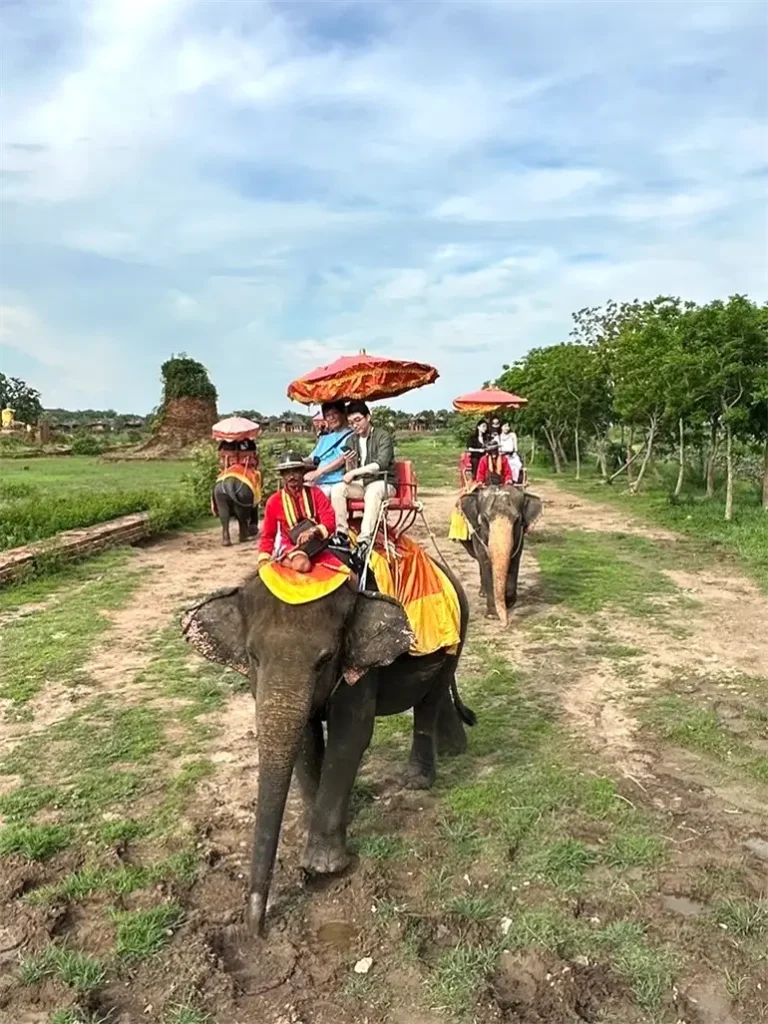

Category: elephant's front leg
[237, 507, 251, 544]
[302, 677, 376, 875]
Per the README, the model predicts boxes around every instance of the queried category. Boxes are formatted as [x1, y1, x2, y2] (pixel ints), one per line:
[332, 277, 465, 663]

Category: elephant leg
[302, 677, 376, 875]
[219, 498, 232, 547]
[435, 679, 467, 756]
[294, 717, 324, 809]
[249, 505, 259, 536]
[407, 679, 442, 788]
[234, 500, 250, 543]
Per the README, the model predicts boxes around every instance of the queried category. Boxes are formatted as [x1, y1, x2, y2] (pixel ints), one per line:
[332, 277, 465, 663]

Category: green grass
[111, 903, 184, 960]
[18, 944, 106, 991]
[25, 850, 198, 905]
[530, 528, 680, 617]
[162, 1004, 213, 1024]
[0, 455, 207, 551]
[426, 942, 500, 1015]
[643, 693, 768, 782]
[396, 434, 458, 488]
[0, 822, 73, 860]
[533, 463, 768, 590]
[715, 898, 768, 937]
[0, 562, 149, 703]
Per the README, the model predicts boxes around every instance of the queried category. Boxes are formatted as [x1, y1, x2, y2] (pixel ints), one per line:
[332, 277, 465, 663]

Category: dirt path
[3, 486, 767, 1024]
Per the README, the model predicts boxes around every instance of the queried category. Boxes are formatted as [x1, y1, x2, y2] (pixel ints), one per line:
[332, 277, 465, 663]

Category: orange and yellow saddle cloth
[211, 464, 262, 515]
[365, 533, 461, 656]
[258, 533, 460, 658]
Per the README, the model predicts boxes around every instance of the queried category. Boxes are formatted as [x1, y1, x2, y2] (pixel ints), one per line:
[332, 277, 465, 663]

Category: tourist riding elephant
[459, 485, 542, 625]
[182, 563, 474, 936]
[212, 476, 259, 546]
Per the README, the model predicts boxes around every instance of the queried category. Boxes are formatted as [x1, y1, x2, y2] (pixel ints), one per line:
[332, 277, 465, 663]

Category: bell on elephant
[182, 558, 476, 937]
[459, 485, 542, 624]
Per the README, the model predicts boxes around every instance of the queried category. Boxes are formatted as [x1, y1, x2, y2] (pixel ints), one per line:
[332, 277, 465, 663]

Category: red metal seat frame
[347, 460, 420, 538]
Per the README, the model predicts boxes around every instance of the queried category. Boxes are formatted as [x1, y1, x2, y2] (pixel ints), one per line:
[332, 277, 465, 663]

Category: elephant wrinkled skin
[182, 564, 474, 936]
[213, 476, 258, 546]
[459, 485, 542, 624]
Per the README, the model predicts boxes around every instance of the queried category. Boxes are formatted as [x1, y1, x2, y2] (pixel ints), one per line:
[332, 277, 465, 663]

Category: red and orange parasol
[212, 416, 261, 442]
[287, 352, 438, 405]
[453, 387, 527, 413]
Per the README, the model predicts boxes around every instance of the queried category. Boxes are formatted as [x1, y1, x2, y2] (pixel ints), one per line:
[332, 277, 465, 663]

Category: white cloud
[0, 0, 765, 412]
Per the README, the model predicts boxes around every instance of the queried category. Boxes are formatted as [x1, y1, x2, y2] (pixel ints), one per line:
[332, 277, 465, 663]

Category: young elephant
[182, 566, 474, 936]
[459, 485, 542, 624]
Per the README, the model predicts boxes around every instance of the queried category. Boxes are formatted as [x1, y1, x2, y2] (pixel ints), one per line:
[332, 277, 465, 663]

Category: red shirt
[258, 485, 336, 562]
[476, 453, 512, 486]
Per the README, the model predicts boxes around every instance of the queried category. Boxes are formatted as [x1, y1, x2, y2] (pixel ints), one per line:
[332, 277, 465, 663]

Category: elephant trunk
[488, 516, 514, 626]
[247, 681, 312, 936]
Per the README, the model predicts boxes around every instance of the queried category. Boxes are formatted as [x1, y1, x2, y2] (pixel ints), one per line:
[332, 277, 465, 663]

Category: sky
[1, 0, 766, 415]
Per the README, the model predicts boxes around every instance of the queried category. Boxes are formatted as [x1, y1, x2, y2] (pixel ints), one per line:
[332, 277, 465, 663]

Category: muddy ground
[1, 480, 766, 1024]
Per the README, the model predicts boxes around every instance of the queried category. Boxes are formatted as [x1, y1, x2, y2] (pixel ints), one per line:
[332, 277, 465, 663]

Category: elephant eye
[315, 650, 334, 669]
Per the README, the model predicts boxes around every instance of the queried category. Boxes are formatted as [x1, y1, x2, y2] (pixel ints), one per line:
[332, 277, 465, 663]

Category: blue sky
[1, 0, 766, 414]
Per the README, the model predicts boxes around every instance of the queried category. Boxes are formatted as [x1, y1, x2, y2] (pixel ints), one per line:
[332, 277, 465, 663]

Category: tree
[0, 374, 42, 424]
[686, 296, 766, 520]
[610, 297, 685, 493]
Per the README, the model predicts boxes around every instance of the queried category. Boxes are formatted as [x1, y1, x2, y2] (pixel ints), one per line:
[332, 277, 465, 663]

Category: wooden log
[0, 512, 151, 586]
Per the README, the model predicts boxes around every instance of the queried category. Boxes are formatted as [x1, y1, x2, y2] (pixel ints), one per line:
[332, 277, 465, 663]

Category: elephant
[459, 485, 542, 625]
[182, 562, 475, 936]
[212, 476, 259, 546]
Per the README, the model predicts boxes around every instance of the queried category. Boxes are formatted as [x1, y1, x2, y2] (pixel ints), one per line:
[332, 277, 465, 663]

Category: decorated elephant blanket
[366, 533, 460, 657]
[211, 464, 262, 515]
[259, 554, 351, 605]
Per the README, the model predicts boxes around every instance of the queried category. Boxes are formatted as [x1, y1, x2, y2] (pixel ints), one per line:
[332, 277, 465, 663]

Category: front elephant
[459, 486, 542, 624]
[182, 569, 473, 935]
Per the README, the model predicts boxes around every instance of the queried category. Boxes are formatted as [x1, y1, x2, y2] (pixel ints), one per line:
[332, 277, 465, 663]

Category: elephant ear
[182, 586, 249, 676]
[343, 592, 414, 685]
[459, 492, 481, 533]
[522, 493, 543, 530]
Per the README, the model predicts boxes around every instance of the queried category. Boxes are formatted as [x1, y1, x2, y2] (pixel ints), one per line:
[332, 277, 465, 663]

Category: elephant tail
[450, 674, 477, 727]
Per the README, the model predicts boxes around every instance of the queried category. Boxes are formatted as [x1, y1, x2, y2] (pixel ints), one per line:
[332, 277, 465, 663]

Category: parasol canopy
[453, 387, 528, 413]
[212, 416, 261, 442]
[287, 352, 439, 405]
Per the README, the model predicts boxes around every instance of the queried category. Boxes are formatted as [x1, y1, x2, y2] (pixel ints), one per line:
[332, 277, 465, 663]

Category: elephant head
[181, 575, 413, 934]
[459, 486, 542, 625]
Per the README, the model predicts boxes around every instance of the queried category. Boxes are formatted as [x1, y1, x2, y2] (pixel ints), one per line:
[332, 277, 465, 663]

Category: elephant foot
[484, 608, 499, 619]
[222, 538, 232, 548]
[302, 833, 350, 875]
[405, 764, 435, 790]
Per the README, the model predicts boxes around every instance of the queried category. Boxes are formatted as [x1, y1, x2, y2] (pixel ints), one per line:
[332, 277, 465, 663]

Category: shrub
[183, 443, 219, 507]
[71, 434, 105, 456]
[161, 355, 217, 402]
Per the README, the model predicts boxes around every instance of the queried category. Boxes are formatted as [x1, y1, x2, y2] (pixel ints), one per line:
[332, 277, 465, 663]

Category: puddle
[661, 894, 705, 918]
[316, 920, 357, 948]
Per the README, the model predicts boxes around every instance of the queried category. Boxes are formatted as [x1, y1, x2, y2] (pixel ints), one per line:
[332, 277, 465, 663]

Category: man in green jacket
[330, 400, 395, 559]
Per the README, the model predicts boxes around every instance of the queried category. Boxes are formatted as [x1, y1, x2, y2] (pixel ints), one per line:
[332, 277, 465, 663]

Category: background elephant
[182, 562, 474, 936]
[459, 485, 542, 624]
[212, 476, 259, 546]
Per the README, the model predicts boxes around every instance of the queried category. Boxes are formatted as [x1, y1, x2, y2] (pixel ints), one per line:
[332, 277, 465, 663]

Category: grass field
[0, 457, 200, 551]
[532, 461, 768, 590]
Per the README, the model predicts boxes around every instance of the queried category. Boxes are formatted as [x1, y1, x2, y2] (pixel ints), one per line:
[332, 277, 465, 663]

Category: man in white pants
[330, 400, 395, 563]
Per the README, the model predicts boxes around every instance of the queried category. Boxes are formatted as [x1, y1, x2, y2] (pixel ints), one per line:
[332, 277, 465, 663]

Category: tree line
[496, 295, 767, 519]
